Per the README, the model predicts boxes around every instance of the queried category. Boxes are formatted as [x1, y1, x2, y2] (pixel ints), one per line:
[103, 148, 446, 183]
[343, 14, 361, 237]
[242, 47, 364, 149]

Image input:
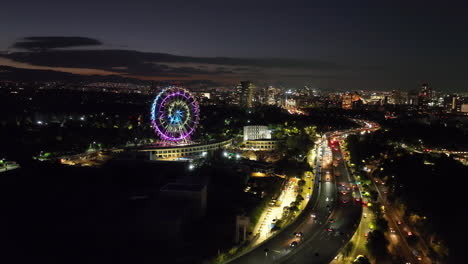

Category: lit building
[235, 81, 255, 108]
[284, 98, 296, 109]
[342, 92, 361, 110]
[452, 96, 459, 112]
[461, 104, 468, 114]
[266, 86, 278, 105]
[138, 139, 233, 160]
[408, 89, 419, 106]
[418, 83, 432, 109]
[244, 139, 282, 150]
[369, 93, 385, 105]
[243, 125, 271, 141]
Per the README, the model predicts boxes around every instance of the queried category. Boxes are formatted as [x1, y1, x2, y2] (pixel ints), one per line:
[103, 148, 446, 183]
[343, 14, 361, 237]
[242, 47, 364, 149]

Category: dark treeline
[347, 130, 466, 263]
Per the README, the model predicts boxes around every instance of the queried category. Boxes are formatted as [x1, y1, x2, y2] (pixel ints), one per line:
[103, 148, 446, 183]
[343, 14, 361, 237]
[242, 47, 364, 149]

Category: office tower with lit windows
[235, 81, 255, 108]
[418, 83, 432, 109]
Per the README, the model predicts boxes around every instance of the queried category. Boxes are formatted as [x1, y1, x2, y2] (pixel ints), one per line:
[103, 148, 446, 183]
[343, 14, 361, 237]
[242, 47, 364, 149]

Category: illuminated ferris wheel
[150, 86, 199, 142]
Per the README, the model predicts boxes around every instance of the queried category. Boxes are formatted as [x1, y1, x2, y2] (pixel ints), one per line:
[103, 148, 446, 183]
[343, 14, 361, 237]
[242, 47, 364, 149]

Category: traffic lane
[386, 216, 417, 263]
[231, 131, 364, 263]
[260, 161, 337, 262]
[369, 175, 423, 263]
[280, 147, 361, 263]
[274, 187, 338, 263]
[385, 208, 421, 263]
[231, 139, 349, 264]
[230, 164, 333, 264]
[281, 196, 362, 263]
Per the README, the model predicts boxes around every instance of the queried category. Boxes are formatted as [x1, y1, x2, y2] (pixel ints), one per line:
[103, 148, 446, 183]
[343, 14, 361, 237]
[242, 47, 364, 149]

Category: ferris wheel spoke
[150, 86, 199, 142]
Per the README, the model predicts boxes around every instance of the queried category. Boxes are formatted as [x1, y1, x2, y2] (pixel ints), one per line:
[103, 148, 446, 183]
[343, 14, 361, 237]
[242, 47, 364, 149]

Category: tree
[303, 126, 318, 142]
[375, 215, 388, 231]
[353, 255, 371, 264]
[286, 134, 311, 156]
[391, 255, 407, 264]
[295, 194, 304, 202]
[298, 179, 306, 187]
[407, 234, 419, 246]
[366, 230, 389, 258]
[343, 241, 354, 258]
[370, 190, 379, 202]
[289, 205, 299, 212]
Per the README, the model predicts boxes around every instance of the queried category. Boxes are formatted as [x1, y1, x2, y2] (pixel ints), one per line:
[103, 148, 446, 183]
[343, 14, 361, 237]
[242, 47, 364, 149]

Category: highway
[277, 138, 362, 264]
[229, 126, 367, 264]
[369, 174, 430, 264]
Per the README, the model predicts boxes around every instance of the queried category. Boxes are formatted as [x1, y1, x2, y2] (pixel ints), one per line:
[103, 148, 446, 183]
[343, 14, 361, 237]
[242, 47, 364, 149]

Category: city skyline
[1, 1, 468, 92]
[1, 1, 466, 264]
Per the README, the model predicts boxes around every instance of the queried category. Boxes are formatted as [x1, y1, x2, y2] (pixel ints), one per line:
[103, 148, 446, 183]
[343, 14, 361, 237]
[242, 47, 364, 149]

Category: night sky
[1, 0, 468, 91]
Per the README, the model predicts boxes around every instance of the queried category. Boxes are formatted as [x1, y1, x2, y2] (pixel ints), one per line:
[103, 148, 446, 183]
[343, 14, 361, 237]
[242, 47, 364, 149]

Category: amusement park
[142, 86, 232, 160]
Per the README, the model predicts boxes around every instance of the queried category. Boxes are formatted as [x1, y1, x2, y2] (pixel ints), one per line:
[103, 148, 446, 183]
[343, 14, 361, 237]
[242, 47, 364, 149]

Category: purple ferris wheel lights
[150, 86, 199, 142]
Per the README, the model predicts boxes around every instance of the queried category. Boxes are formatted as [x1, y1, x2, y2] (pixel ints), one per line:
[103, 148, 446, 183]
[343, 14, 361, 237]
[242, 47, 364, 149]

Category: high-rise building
[452, 96, 459, 112]
[266, 86, 278, 105]
[418, 83, 432, 109]
[342, 92, 361, 110]
[391, 90, 407, 105]
[407, 90, 418, 106]
[235, 81, 255, 108]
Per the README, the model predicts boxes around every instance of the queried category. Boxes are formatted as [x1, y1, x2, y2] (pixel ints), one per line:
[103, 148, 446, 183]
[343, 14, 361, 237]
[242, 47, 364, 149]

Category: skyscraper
[266, 86, 278, 105]
[235, 81, 255, 108]
[342, 92, 361, 110]
[418, 83, 432, 109]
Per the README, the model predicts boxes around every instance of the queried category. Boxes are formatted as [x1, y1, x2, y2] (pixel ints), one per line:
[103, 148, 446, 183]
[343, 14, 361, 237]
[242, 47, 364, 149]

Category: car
[290, 241, 298, 248]
[295, 232, 303, 237]
[390, 228, 395, 233]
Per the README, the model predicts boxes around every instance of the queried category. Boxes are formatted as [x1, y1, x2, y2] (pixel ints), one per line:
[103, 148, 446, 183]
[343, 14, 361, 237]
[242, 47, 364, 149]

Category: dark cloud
[11, 37, 102, 51]
[1, 36, 350, 86]
[0, 65, 122, 82]
[0, 65, 229, 88]
[3, 45, 343, 72]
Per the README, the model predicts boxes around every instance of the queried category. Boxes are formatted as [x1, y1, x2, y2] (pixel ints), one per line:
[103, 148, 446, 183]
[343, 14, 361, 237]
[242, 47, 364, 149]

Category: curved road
[229, 125, 369, 264]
